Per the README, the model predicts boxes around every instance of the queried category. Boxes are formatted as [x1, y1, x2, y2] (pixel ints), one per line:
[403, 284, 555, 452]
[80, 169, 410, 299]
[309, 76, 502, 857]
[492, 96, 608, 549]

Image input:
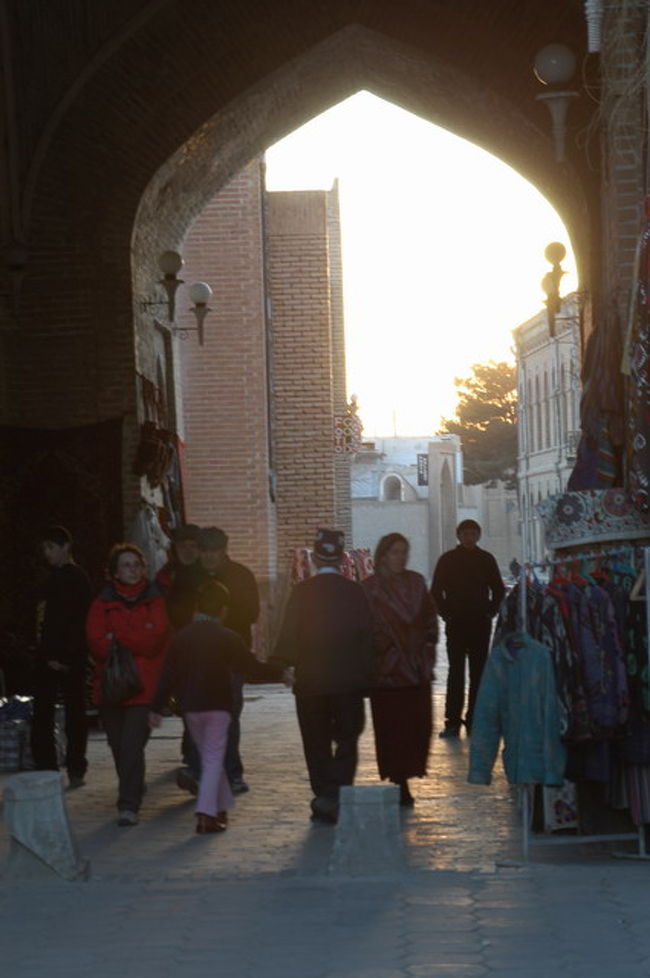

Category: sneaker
[438, 725, 460, 739]
[230, 778, 249, 795]
[176, 767, 198, 795]
[117, 810, 139, 827]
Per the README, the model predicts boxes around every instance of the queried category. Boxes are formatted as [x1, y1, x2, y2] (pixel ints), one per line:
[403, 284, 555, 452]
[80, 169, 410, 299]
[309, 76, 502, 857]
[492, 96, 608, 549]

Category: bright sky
[265, 91, 577, 437]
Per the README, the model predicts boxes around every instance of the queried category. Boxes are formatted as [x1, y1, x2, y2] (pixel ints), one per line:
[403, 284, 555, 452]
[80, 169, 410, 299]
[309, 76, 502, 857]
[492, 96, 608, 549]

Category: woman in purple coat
[363, 533, 438, 806]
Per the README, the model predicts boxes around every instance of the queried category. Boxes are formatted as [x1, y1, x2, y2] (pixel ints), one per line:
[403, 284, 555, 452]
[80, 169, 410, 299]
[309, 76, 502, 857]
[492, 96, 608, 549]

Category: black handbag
[101, 640, 143, 706]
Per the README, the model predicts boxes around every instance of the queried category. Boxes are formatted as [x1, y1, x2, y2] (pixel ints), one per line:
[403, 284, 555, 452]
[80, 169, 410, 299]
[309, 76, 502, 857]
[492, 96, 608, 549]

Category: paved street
[2, 672, 650, 977]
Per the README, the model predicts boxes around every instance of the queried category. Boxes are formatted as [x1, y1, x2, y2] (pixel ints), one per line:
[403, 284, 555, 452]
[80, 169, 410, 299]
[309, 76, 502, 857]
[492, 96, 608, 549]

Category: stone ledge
[329, 784, 406, 877]
[3, 771, 89, 882]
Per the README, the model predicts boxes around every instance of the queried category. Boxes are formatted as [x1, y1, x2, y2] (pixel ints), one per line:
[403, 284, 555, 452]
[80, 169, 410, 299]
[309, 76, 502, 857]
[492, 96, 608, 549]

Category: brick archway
[5, 7, 593, 420]
[1, 2, 594, 542]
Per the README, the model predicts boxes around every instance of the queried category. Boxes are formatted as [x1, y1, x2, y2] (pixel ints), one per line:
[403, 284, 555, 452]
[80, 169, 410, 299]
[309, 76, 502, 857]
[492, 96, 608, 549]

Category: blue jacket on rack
[468, 632, 567, 787]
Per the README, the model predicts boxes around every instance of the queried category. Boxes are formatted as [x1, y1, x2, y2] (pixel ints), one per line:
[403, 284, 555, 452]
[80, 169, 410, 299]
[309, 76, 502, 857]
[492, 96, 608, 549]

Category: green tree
[437, 360, 518, 488]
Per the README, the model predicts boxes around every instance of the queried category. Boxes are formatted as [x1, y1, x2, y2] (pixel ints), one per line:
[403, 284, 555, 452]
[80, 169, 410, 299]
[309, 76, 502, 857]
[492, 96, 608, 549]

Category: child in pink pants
[150, 580, 289, 833]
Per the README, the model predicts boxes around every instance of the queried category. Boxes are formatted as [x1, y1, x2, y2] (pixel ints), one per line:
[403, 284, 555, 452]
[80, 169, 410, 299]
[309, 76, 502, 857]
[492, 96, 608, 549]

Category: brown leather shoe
[196, 812, 226, 834]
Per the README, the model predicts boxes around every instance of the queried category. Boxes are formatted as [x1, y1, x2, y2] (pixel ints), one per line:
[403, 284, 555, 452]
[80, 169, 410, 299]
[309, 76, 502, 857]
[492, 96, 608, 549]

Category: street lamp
[534, 43, 580, 163]
[158, 250, 184, 322]
[145, 251, 214, 345]
[541, 241, 567, 338]
[186, 281, 213, 346]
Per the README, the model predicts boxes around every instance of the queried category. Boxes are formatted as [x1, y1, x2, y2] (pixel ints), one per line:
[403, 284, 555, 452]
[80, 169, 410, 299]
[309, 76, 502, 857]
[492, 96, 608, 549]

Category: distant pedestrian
[149, 580, 290, 834]
[197, 527, 260, 795]
[86, 543, 170, 826]
[272, 528, 374, 824]
[31, 525, 93, 789]
[362, 533, 438, 806]
[431, 520, 505, 738]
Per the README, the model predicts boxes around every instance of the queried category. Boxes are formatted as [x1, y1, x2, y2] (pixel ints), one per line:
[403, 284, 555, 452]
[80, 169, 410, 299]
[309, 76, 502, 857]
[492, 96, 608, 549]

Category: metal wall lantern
[542, 241, 567, 337]
[534, 43, 580, 164]
[146, 250, 213, 345]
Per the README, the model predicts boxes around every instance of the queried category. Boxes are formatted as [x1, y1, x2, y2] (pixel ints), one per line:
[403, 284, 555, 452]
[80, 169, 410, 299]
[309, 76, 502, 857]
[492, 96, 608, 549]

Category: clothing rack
[508, 545, 650, 862]
[516, 543, 643, 638]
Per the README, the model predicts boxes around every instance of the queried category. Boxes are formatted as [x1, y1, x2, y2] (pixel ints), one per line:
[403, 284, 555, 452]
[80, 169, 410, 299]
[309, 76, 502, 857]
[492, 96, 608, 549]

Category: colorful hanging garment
[624, 203, 650, 511]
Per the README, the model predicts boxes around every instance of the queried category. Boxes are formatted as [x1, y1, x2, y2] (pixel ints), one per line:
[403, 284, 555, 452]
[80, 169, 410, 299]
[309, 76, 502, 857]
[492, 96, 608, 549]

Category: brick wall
[176, 160, 277, 584]
[601, 6, 648, 310]
[266, 190, 339, 562]
[327, 181, 353, 541]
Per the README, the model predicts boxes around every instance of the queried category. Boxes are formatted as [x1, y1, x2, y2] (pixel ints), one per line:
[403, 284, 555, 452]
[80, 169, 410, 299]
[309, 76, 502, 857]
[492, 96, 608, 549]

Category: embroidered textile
[537, 489, 650, 549]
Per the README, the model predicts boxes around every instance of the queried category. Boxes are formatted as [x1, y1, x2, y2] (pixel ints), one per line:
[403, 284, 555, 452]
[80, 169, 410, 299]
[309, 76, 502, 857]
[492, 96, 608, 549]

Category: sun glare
[265, 91, 577, 437]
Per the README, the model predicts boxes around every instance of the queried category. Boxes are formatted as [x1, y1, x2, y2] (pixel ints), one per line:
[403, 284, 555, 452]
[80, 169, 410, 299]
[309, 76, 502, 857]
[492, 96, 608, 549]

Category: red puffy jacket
[86, 580, 170, 706]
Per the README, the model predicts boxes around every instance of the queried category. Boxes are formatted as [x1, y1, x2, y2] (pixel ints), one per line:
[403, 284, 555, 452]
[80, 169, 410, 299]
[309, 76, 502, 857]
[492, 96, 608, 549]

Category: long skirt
[370, 684, 432, 783]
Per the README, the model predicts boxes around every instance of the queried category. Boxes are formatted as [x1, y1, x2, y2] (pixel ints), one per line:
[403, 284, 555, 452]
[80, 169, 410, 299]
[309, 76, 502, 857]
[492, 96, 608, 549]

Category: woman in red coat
[86, 543, 170, 826]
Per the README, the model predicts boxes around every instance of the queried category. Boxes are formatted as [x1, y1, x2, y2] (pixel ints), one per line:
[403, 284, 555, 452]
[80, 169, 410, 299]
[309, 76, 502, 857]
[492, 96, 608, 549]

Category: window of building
[543, 371, 550, 448]
[560, 362, 567, 441]
[382, 475, 402, 501]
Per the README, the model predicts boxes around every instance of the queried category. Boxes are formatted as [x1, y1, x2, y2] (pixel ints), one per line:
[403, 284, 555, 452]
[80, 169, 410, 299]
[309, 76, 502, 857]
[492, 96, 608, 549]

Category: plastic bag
[101, 641, 143, 706]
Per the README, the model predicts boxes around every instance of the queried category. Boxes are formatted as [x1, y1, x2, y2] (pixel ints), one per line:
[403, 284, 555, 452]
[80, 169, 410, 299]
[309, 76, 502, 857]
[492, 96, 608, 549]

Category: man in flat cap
[197, 526, 260, 794]
[272, 528, 374, 824]
[156, 523, 203, 629]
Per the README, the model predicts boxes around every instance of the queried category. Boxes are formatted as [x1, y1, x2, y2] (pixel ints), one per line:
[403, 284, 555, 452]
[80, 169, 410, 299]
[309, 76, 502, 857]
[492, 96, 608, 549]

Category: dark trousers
[295, 692, 365, 800]
[182, 721, 200, 775]
[100, 704, 150, 812]
[444, 618, 492, 728]
[224, 672, 244, 783]
[31, 662, 88, 777]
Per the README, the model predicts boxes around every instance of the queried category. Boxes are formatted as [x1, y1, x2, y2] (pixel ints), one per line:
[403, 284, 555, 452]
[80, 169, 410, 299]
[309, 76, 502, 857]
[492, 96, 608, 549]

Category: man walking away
[272, 528, 374, 824]
[32, 525, 93, 788]
[431, 519, 505, 739]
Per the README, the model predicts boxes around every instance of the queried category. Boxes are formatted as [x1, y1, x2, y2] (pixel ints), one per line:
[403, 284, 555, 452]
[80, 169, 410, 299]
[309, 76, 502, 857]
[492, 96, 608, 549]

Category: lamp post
[541, 241, 567, 338]
[187, 281, 213, 346]
[158, 250, 184, 322]
[147, 252, 213, 345]
[534, 43, 579, 163]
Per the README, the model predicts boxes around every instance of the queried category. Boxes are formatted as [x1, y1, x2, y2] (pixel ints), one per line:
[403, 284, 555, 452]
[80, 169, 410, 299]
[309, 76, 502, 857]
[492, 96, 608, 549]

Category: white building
[351, 435, 519, 578]
[513, 293, 582, 562]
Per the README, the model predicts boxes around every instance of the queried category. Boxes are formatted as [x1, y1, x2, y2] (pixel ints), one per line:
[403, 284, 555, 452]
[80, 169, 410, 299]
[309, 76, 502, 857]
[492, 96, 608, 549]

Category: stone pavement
[2, 674, 650, 977]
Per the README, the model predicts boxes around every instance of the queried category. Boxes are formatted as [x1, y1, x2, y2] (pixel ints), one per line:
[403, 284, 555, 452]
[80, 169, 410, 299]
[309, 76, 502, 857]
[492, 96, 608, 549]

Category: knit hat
[41, 524, 72, 547]
[313, 528, 344, 563]
[198, 526, 228, 551]
[172, 523, 200, 543]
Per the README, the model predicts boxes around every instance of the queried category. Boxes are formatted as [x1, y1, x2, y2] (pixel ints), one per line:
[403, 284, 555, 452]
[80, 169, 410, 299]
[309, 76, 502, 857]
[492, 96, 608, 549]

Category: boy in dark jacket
[32, 525, 93, 787]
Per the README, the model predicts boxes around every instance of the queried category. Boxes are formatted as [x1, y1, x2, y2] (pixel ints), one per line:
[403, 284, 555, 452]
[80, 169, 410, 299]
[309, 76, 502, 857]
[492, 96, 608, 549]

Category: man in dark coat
[431, 519, 505, 739]
[272, 528, 374, 823]
[156, 523, 203, 629]
[198, 526, 260, 793]
[32, 525, 93, 787]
